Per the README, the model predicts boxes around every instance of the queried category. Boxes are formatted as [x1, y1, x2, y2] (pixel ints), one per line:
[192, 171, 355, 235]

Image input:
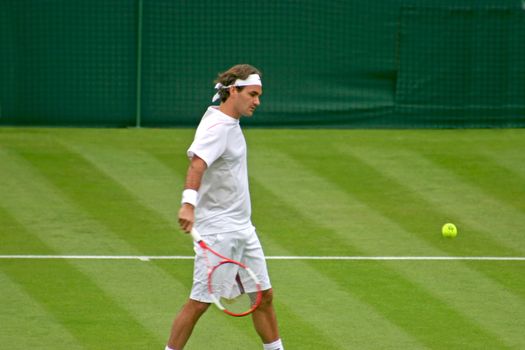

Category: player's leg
[167, 238, 215, 350]
[242, 230, 284, 349]
[167, 299, 210, 350]
[251, 288, 281, 343]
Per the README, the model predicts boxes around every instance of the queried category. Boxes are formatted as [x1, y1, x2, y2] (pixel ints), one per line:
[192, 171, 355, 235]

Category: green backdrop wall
[1, 0, 524, 128]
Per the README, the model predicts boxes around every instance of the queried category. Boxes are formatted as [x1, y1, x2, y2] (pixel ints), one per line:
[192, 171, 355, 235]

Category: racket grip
[190, 228, 202, 242]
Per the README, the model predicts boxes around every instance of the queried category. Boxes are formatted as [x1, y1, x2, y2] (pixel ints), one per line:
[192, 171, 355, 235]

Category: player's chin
[243, 109, 255, 117]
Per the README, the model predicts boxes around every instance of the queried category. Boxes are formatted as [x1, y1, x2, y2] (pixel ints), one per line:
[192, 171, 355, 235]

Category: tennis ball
[442, 223, 458, 238]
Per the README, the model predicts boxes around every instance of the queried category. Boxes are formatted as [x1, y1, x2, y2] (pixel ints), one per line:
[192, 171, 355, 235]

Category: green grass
[1, 127, 525, 349]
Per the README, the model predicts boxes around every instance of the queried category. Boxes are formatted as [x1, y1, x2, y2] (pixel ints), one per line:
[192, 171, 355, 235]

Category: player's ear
[229, 86, 238, 98]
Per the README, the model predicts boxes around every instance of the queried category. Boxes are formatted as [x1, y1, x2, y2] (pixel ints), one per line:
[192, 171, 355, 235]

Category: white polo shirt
[187, 106, 253, 234]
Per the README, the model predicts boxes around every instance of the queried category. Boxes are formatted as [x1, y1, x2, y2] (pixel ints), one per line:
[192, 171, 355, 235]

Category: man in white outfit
[166, 64, 284, 350]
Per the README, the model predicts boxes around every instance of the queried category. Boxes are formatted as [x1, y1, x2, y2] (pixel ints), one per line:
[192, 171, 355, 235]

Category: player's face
[232, 85, 262, 117]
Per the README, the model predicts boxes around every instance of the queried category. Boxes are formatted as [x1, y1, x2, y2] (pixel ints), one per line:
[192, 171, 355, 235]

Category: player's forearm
[181, 156, 207, 207]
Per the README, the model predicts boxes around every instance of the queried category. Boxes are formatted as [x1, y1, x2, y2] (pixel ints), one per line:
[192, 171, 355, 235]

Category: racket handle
[190, 228, 202, 242]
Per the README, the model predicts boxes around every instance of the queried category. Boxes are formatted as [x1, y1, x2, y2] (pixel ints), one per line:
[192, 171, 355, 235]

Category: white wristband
[181, 189, 198, 207]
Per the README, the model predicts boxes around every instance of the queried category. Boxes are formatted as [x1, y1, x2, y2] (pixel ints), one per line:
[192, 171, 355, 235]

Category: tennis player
[166, 64, 284, 350]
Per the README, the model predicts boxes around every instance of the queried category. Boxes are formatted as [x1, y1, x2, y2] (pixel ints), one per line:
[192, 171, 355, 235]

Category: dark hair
[214, 64, 262, 102]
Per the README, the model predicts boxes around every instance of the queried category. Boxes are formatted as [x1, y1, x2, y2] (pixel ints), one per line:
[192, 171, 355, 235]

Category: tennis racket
[190, 228, 263, 317]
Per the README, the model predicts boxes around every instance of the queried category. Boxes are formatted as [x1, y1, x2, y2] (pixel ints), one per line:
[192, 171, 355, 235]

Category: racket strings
[210, 263, 256, 314]
[197, 238, 262, 316]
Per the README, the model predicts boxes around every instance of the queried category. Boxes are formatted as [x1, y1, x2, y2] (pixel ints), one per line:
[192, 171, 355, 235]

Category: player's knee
[260, 288, 274, 307]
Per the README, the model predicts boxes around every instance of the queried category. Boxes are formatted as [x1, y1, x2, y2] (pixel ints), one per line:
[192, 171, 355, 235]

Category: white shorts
[190, 229, 272, 303]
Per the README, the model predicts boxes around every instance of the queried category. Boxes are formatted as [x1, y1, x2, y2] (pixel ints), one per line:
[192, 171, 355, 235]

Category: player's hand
[178, 203, 195, 233]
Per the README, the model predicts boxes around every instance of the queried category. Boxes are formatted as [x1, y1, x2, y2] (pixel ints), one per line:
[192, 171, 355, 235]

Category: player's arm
[178, 155, 207, 233]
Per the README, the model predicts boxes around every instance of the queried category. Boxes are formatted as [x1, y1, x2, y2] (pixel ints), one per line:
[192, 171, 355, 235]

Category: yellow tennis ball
[442, 223, 458, 238]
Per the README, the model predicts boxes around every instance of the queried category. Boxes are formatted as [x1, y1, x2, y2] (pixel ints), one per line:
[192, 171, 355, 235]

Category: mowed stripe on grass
[344, 146, 525, 256]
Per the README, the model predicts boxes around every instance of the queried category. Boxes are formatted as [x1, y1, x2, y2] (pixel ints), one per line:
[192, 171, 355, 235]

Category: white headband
[212, 74, 262, 102]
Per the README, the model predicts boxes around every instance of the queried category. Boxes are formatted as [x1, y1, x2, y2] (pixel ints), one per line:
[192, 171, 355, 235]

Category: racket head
[208, 260, 263, 317]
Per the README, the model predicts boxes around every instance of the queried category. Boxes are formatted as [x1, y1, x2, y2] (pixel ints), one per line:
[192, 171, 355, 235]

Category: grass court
[1, 127, 525, 349]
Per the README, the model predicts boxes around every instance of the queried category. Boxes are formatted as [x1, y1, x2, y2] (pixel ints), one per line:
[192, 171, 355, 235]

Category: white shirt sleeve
[187, 123, 228, 167]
